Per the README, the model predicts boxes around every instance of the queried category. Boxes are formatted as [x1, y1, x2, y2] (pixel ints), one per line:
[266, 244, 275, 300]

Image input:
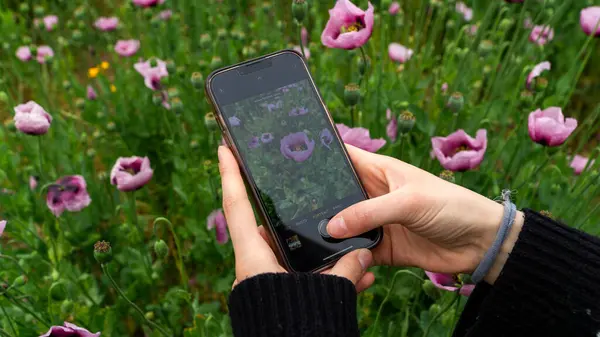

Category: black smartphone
[205, 50, 382, 272]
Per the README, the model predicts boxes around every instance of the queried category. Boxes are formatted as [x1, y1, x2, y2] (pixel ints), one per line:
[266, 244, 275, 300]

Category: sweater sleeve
[454, 209, 600, 337]
[228, 273, 360, 337]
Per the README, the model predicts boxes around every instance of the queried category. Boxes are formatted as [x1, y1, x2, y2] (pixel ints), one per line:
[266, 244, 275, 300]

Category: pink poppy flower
[386, 109, 397, 142]
[114, 39, 140, 57]
[431, 129, 487, 171]
[526, 61, 551, 90]
[388, 43, 413, 63]
[570, 155, 594, 175]
[110, 156, 154, 191]
[46, 176, 92, 217]
[336, 123, 386, 153]
[528, 107, 577, 147]
[207, 209, 229, 244]
[389, 2, 400, 15]
[16, 46, 32, 61]
[289, 107, 309, 116]
[42, 15, 59, 31]
[529, 25, 554, 46]
[580, 7, 600, 37]
[132, 0, 165, 7]
[30, 176, 39, 190]
[0, 220, 6, 237]
[280, 132, 316, 162]
[320, 129, 334, 149]
[293, 46, 310, 59]
[524, 17, 533, 29]
[466, 24, 478, 36]
[87, 85, 97, 100]
[321, 0, 374, 50]
[158, 9, 172, 20]
[134, 58, 169, 90]
[301, 26, 309, 46]
[36, 45, 54, 63]
[441, 82, 449, 94]
[94, 17, 119, 31]
[455, 2, 473, 21]
[425, 272, 474, 297]
[40, 322, 100, 337]
[13, 101, 52, 135]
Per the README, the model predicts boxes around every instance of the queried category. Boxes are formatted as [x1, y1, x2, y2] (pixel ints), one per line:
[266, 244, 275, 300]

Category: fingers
[326, 249, 373, 285]
[355, 272, 375, 293]
[327, 189, 414, 239]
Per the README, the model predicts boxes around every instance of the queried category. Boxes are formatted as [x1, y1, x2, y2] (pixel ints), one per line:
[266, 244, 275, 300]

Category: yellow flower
[88, 67, 100, 78]
[110, 84, 117, 93]
[100, 61, 110, 70]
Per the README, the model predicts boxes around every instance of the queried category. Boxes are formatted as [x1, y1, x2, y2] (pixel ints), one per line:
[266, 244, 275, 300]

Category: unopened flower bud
[0, 91, 8, 103]
[210, 56, 222, 69]
[62, 80, 72, 90]
[398, 110, 416, 134]
[190, 140, 199, 149]
[423, 280, 441, 300]
[171, 97, 183, 112]
[204, 112, 218, 130]
[200, 34, 212, 48]
[75, 98, 85, 109]
[217, 28, 227, 40]
[145, 312, 155, 320]
[152, 92, 164, 105]
[478, 40, 494, 56]
[292, 0, 308, 24]
[190, 72, 203, 89]
[344, 83, 360, 107]
[106, 122, 116, 131]
[19, 3, 29, 13]
[94, 241, 113, 264]
[167, 87, 179, 98]
[72, 30, 83, 42]
[61, 300, 74, 314]
[74, 6, 85, 19]
[499, 18, 513, 31]
[447, 92, 464, 113]
[49, 281, 68, 301]
[442, 309, 457, 326]
[33, 5, 45, 16]
[154, 240, 169, 259]
[439, 170, 455, 183]
[11, 275, 27, 288]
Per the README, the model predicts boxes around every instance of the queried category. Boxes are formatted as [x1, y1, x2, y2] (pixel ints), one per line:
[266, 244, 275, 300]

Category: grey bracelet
[471, 190, 517, 284]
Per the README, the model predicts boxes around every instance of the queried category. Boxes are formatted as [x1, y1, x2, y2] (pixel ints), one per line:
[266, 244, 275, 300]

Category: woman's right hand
[328, 145, 524, 283]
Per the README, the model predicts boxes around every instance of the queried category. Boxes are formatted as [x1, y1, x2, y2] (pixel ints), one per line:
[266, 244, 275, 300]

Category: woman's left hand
[218, 146, 375, 291]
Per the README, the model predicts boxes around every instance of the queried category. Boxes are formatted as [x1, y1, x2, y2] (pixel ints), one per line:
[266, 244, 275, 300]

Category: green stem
[563, 32, 599, 108]
[358, 46, 368, 89]
[0, 328, 14, 337]
[101, 264, 170, 337]
[3, 293, 51, 327]
[0, 301, 17, 336]
[153, 217, 189, 290]
[513, 154, 551, 191]
[371, 270, 423, 337]
[128, 192, 153, 279]
[350, 105, 356, 128]
[399, 134, 405, 160]
[37, 137, 45, 182]
[423, 293, 460, 337]
[448, 296, 462, 337]
[576, 201, 600, 230]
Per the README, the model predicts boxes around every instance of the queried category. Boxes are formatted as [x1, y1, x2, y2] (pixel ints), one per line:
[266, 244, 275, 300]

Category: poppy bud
[145, 312, 155, 320]
[49, 281, 68, 301]
[93, 240, 113, 264]
[167, 87, 180, 98]
[190, 140, 199, 149]
[33, 5, 44, 16]
[200, 34, 212, 49]
[217, 28, 227, 40]
[11, 275, 27, 288]
[0, 91, 7, 103]
[106, 122, 116, 131]
[171, 97, 183, 113]
[423, 280, 441, 300]
[344, 83, 361, 107]
[62, 80, 72, 90]
[154, 240, 169, 259]
[75, 98, 85, 109]
[61, 300, 74, 314]
[210, 56, 222, 69]
[442, 309, 457, 326]
[357, 55, 370, 76]
[439, 170, 455, 183]
[478, 40, 494, 56]
[19, 3, 29, 13]
[152, 92, 164, 105]
[519, 90, 533, 105]
[74, 6, 85, 19]
[398, 110, 416, 134]
[447, 92, 464, 113]
[204, 112, 218, 130]
[190, 72, 203, 89]
[292, 0, 308, 24]
[499, 18, 513, 31]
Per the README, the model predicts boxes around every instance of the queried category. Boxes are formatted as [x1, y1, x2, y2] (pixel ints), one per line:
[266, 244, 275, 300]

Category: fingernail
[327, 217, 347, 237]
[357, 249, 372, 270]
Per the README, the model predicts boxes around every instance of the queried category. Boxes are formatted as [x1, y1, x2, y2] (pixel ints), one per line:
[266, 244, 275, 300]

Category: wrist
[483, 210, 524, 284]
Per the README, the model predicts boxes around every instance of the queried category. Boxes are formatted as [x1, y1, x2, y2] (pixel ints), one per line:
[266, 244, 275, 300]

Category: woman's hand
[328, 145, 523, 283]
[218, 146, 375, 291]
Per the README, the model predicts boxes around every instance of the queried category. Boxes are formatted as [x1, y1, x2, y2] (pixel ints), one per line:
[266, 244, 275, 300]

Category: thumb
[326, 249, 373, 285]
[327, 189, 415, 238]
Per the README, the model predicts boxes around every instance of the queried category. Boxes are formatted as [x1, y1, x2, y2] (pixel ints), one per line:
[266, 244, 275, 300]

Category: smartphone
[205, 50, 382, 272]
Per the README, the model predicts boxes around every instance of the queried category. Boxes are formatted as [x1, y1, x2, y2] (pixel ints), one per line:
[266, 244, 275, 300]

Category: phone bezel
[205, 49, 382, 273]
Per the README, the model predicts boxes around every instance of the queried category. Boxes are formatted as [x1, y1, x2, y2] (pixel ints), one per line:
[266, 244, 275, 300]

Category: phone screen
[210, 51, 380, 272]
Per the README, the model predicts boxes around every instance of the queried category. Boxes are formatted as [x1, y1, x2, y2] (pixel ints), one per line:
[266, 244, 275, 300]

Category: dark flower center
[453, 144, 471, 155]
[342, 18, 365, 33]
[292, 143, 308, 152]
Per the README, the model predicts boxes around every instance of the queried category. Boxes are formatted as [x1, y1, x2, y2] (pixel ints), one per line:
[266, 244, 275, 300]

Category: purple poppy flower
[110, 156, 154, 192]
[16, 46, 32, 61]
[389, 2, 400, 15]
[87, 85, 97, 100]
[431, 129, 487, 171]
[261, 133, 274, 143]
[42, 15, 59, 31]
[264, 100, 282, 112]
[40, 322, 100, 337]
[36, 45, 54, 64]
[0, 220, 6, 237]
[114, 39, 140, 57]
[528, 107, 577, 147]
[13, 101, 52, 135]
[46, 176, 92, 217]
[321, 0, 374, 50]
[207, 209, 229, 244]
[336, 123, 386, 153]
[524, 17, 533, 29]
[570, 155, 594, 175]
[388, 43, 413, 63]
[132, 0, 165, 7]
[248, 136, 260, 149]
[301, 26, 309, 45]
[526, 61, 551, 90]
[580, 7, 600, 37]
[134, 58, 169, 90]
[280, 132, 316, 162]
[229, 116, 241, 126]
[94, 17, 119, 31]
[441, 82, 449, 94]
[425, 272, 474, 297]
[529, 25, 554, 46]
[320, 128, 333, 149]
[30, 176, 39, 191]
[386, 109, 398, 142]
[466, 24, 478, 36]
[455, 2, 473, 21]
[158, 9, 172, 20]
[289, 107, 309, 116]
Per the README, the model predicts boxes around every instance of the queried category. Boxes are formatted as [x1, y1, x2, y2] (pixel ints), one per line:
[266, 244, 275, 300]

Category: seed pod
[190, 72, 203, 89]
[49, 281, 68, 301]
[398, 110, 416, 134]
[292, 0, 308, 24]
[447, 92, 464, 113]
[204, 112, 218, 130]
[439, 170, 455, 183]
[154, 240, 169, 259]
[93, 241, 113, 264]
[11, 275, 27, 288]
[344, 83, 360, 107]
[423, 280, 441, 300]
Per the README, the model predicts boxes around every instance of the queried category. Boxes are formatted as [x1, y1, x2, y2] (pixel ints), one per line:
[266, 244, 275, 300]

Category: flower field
[1, 0, 599, 336]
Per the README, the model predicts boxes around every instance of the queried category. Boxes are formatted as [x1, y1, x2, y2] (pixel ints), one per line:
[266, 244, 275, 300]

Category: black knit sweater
[228, 210, 600, 337]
